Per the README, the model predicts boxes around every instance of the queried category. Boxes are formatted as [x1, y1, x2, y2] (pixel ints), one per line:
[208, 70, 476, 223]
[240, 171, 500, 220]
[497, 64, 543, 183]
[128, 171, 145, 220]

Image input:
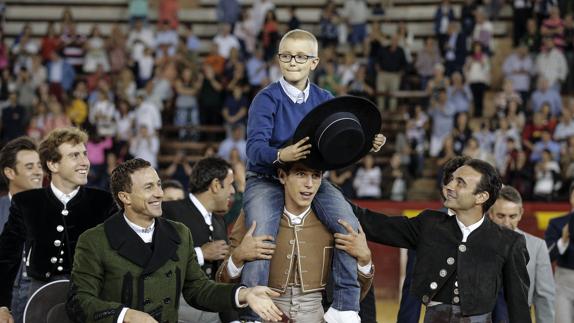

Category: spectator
[107, 24, 128, 74]
[135, 46, 154, 88]
[287, 6, 301, 31]
[29, 55, 46, 89]
[523, 111, 555, 152]
[495, 79, 523, 114]
[259, 10, 280, 61]
[464, 42, 490, 117]
[506, 99, 526, 130]
[533, 149, 561, 200]
[40, 22, 60, 62]
[415, 38, 442, 90]
[338, 50, 360, 89]
[217, 0, 240, 29]
[472, 7, 494, 53]
[11, 26, 38, 74]
[213, 23, 240, 60]
[363, 21, 384, 72]
[435, 135, 457, 186]
[163, 151, 192, 192]
[426, 63, 450, 102]
[128, 0, 148, 23]
[382, 152, 411, 201]
[217, 124, 247, 162]
[512, 0, 533, 47]
[44, 96, 71, 134]
[129, 123, 159, 168]
[162, 179, 186, 202]
[376, 34, 407, 111]
[114, 99, 135, 151]
[15, 68, 35, 116]
[494, 116, 522, 173]
[155, 19, 178, 58]
[251, 0, 275, 36]
[396, 21, 415, 64]
[473, 119, 496, 154]
[60, 23, 86, 73]
[234, 8, 257, 57]
[319, 1, 340, 49]
[346, 64, 375, 100]
[341, 0, 369, 52]
[541, 6, 565, 48]
[406, 104, 428, 176]
[522, 18, 542, 54]
[150, 62, 176, 111]
[460, 0, 477, 36]
[505, 149, 534, 200]
[452, 112, 472, 155]
[60, 7, 75, 36]
[502, 44, 534, 104]
[67, 81, 89, 127]
[204, 42, 226, 76]
[89, 89, 117, 137]
[134, 91, 161, 132]
[83, 25, 110, 73]
[353, 154, 382, 199]
[1, 92, 27, 143]
[429, 88, 456, 157]
[554, 108, 574, 142]
[531, 77, 563, 117]
[434, 0, 455, 52]
[536, 36, 569, 91]
[531, 129, 561, 162]
[197, 64, 224, 132]
[86, 132, 113, 189]
[246, 47, 269, 94]
[158, 0, 179, 29]
[447, 71, 472, 114]
[443, 21, 468, 76]
[27, 101, 49, 141]
[318, 61, 343, 96]
[462, 137, 496, 166]
[127, 18, 155, 62]
[174, 66, 201, 139]
[222, 85, 248, 135]
[46, 51, 75, 100]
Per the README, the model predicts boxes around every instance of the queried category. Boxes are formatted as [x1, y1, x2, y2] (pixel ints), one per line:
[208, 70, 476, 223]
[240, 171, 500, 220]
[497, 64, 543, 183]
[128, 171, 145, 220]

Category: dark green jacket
[66, 212, 240, 323]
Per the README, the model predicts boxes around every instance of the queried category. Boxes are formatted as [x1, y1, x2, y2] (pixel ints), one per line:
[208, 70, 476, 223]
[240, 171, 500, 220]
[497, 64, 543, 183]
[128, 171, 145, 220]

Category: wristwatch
[273, 149, 284, 166]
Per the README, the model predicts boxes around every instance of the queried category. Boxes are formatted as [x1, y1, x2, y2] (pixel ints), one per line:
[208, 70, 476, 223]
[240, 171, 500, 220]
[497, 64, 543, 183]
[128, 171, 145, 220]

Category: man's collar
[50, 182, 80, 204]
[455, 215, 485, 233]
[279, 77, 310, 104]
[188, 193, 212, 224]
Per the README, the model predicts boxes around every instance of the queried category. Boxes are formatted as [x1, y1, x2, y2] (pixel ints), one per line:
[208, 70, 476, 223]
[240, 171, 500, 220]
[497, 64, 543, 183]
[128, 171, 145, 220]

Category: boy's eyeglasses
[277, 53, 316, 64]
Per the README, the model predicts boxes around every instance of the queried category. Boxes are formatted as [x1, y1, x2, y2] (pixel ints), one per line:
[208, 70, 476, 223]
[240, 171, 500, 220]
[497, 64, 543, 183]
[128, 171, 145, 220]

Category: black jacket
[353, 206, 531, 323]
[545, 212, 574, 269]
[0, 186, 116, 306]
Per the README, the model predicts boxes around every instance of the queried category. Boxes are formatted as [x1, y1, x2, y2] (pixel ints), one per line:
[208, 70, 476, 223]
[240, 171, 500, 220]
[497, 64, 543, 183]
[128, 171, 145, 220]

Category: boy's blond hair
[279, 29, 319, 56]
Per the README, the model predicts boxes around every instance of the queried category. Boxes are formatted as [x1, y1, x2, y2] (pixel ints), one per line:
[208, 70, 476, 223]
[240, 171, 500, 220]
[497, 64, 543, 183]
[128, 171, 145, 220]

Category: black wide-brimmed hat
[292, 96, 381, 171]
[24, 280, 74, 323]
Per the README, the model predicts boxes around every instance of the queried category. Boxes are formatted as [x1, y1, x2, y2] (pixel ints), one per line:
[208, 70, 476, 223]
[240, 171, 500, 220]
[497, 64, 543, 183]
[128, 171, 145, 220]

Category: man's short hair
[498, 186, 523, 206]
[442, 156, 471, 187]
[188, 157, 232, 194]
[0, 137, 38, 184]
[39, 127, 88, 175]
[110, 158, 151, 210]
[279, 29, 319, 56]
[162, 179, 184, 191]
[464, 159, 503, 213]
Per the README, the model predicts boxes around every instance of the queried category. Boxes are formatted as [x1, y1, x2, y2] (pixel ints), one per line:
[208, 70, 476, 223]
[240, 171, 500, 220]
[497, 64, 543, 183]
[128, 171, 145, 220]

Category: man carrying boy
[244, 28, 384, 323]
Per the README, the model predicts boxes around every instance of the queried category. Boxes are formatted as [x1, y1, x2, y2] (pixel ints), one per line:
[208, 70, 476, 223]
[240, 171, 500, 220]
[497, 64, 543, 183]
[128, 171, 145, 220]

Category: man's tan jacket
[216, 210, 373, 299]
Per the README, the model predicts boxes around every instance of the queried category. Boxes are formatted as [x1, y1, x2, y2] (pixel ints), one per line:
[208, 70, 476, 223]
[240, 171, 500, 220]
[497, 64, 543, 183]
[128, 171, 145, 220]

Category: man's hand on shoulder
[334, 220, 372, 266]
[232, 221, 276, 267]
[0, 307, 14, 323]
[123, 309, 158, 323]
[239, 286, 283, 322]
[201, 240, 230, 261]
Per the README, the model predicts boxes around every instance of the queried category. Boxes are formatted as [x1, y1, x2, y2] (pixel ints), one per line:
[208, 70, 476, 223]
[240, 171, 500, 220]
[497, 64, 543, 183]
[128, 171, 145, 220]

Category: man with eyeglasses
[243, 28, 385, 323]
[0, 128, 116, 323]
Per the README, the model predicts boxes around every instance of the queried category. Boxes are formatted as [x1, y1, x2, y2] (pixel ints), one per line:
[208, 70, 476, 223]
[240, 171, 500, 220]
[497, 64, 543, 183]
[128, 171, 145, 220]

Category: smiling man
[66, 158, 282, 323]
[348, 158, 531, 323]
[0, 128, 116, 323]
[162, 157, 240, 322]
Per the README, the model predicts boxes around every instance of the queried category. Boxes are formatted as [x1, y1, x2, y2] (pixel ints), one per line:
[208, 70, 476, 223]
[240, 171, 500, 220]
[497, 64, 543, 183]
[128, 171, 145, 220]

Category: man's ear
[209, 178, 221, 193]
[3, 167, 15, 181]
[118, 191, 131, 207]
[46, 160, 59, 174]
[476, 191, 489, 206]
[278, 169, 286, 185]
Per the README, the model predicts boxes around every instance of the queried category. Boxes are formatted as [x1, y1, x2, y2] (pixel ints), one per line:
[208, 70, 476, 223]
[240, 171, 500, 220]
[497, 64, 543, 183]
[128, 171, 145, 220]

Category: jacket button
[163, 297, 171, 304]
[454, 288, 459, 295]
[453, 296, 460, 304]
[458, 244, 467, 252]
[447, 257, 455, 265]
[439, 269, 447, 277]
[50, 257, 57, 264]
[422, 295, 429, 304]
[205, 268, 212, 275]
[56, 225, 64, 232]
[144, 298, 151, 305]
[165, 271, 172, 278]
[455, 281, 458, 287]
[45, 272, 51, 278]
[57, 266, 63, 271]
[54, 240, 61, 247]
[430, 282, 438, 290]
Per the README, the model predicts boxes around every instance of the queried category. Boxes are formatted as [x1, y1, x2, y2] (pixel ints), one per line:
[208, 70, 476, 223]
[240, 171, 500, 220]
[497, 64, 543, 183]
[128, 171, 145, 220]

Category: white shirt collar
[123, 214, 155, 243]
[279, 77, 310, 104]
[283, 206, 311, 225]
[189, 193, 212, 227]
[455, 215, 485, 243]
[50, 182, 80, 205]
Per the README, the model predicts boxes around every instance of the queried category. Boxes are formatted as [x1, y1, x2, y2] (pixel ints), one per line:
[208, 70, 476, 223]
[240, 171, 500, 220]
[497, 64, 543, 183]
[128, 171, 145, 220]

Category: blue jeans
[11, 263, 30, 323]
[241, 174, 360, 320]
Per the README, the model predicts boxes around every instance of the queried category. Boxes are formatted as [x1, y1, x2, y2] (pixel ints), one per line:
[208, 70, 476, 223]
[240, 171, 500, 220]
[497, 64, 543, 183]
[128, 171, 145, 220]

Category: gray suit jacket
[0, 195, 10, 233]
[517, 229, 555, 323]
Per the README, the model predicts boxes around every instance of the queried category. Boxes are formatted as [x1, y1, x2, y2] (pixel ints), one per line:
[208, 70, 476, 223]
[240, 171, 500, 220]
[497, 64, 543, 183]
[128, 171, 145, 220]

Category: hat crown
[315, 112, 365, 166]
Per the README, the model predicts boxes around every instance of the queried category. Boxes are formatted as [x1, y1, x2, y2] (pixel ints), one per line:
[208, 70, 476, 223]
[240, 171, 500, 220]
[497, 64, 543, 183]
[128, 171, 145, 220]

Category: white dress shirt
[279, 77, 310, 104]
[455, 215, 485, 243]
[188, 193, 213, 266]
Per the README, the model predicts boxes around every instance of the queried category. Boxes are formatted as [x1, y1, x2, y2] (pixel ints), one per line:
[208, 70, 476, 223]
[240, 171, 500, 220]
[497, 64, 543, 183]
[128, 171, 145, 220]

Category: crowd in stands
[0, 0, 574, 201]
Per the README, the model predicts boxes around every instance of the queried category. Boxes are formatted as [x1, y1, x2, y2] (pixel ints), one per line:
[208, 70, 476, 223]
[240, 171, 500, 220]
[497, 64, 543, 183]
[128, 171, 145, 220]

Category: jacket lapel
[142, 217, 181, 275]
[104, 212, 153, 268]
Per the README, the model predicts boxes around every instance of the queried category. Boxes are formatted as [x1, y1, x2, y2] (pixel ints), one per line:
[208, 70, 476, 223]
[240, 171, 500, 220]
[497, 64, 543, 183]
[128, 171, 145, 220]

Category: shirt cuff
[357, 261, 373, 275]
[234, 286, 249, 308]
[117, 307, 129, 323]
[227, 255, 244, 278]
[558, 238, 569, 255]
[195, 247, 205, 266]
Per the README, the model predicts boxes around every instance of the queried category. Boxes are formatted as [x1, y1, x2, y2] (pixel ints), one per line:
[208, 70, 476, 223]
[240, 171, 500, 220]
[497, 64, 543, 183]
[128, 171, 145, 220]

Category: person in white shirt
[536, 36, 569, 91]
[129, 124, 159, 169]
[213, 23, 241, 59]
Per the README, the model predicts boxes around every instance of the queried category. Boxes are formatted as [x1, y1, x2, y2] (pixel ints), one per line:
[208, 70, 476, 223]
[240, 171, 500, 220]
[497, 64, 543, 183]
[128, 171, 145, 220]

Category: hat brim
[292, 96, 381, 170]
[24, 280, 72, 323]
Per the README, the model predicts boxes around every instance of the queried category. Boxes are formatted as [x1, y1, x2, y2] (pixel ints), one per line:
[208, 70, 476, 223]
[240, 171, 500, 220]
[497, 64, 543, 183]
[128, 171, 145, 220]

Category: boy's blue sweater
[246, 81, 333, 176]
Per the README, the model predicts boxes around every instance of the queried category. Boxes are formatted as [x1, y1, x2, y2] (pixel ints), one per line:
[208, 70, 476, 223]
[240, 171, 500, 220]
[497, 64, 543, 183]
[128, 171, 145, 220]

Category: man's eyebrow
[455, 176, 466, 185]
